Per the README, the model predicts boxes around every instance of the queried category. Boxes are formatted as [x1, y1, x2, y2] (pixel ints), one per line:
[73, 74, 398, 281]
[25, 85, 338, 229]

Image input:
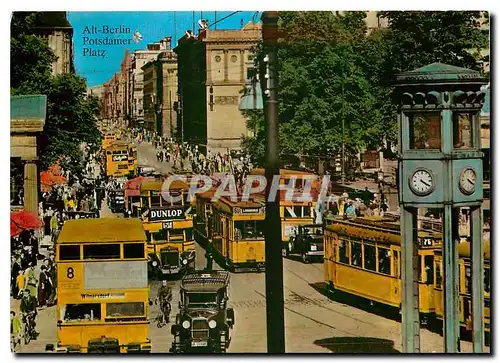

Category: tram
[324, 216, 490, 333]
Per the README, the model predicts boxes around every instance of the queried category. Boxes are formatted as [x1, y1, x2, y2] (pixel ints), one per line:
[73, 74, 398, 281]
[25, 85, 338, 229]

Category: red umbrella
[11, 210, 44, 230]
[11, 220, 22, 237]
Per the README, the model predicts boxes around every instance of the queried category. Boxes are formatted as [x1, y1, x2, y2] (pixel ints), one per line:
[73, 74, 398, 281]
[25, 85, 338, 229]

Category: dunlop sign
[149, 207, 185, 221]
[84, 261, 147, 289]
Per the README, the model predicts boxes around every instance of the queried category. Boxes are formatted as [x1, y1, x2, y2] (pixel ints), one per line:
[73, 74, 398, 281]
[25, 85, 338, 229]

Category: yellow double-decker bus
[102, 132, 116, 149]
[209, 196, 266, 272]
[47, 218, 151, 353]
[139, 178, 195, 277]
[105, 141, 137, 178]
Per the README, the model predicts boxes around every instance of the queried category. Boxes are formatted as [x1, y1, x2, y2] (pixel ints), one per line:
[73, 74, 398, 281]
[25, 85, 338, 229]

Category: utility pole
[261, 11, 285, 354]
[341, 59, 346, 184]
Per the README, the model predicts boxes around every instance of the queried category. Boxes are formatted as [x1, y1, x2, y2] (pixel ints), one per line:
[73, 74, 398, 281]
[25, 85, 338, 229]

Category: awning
[11, 210, 44, 230]
[11, 220, 23, 237]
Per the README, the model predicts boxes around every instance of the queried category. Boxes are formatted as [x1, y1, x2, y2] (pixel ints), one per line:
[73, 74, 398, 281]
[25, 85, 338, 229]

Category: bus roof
[107, 140, 133, 149]
[140, 179, 190, 192]
[57, 218, 146, 244]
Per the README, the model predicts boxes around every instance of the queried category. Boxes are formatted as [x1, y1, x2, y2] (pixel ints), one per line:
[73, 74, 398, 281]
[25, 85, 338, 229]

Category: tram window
[59, 245, 81, 260]
[485, 268, 490, 294]
[83, 244, 120, 259]
[284, 207, 293, 218]
[339, 240, 349, 264]
[124, 243, 145, 259]
[378, 247, 390, 275]
[364, 244, 376, 271]
[141, 197, 149, 208]
[168, 229, 184, 241]
[185, 228, 193, 241]
[436, 262, 442, 288]
[106, 302, 144, 317]
[351, 241, 362, 267]
[234, 220, 265, 240]
[464, 266, 471, 293]
[424, 256, 434, 285]
[394, 251, 400, 278]
[62, 304, 101, 322]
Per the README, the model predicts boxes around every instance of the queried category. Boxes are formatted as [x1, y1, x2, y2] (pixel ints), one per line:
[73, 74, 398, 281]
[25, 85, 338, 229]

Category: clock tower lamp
[394, 63, 487, 353]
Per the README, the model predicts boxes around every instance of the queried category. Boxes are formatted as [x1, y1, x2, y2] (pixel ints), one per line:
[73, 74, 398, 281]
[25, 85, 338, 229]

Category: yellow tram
[206, 195, 266, 272]
[324, 216, 441, 320]
[102, 132, 116, 149]
[324, 216, 490, 333]
[433, 240, 491, 332]
[139, 178, 195, 276]
[105, 141, 136, 178]
[251, 168, 319, 249]
[49, 218, 151, 353]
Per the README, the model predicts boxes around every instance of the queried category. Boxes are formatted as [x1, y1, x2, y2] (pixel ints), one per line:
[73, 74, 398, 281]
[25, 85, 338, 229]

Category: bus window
[351, 241, 362, 267]
[485, 268, 490, 294]
[106, 302, 144, 318]
[59, 245, 81, 260]
[150, 193, 161, 207]
[363, 244, 376, 271]
[339, 240, 349, 264]
[62, 304, 101, 322]
[185, 228, 193, 241]
[234, 221, 265, 240]
[424, 255, 434, 285]
[151, 230, 166, 242]
[124, 243, 145, 259]
[378, 247, 390, 275]
[168, 229, 184, 241]
[83, 244, 120, 259]
[293, 206, 303, 217]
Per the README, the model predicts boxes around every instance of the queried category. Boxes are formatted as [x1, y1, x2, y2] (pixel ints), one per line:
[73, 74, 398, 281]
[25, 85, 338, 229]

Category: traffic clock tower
[394, 63, 487, 353]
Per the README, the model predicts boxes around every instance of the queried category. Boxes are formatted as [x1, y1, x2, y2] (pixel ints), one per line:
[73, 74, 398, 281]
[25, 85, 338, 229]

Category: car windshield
[186, 293, 218, 307]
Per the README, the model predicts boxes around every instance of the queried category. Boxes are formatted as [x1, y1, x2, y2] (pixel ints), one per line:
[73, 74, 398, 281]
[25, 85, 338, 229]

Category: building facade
[175, 22, 261, 154]
[33, 12, 74, 75]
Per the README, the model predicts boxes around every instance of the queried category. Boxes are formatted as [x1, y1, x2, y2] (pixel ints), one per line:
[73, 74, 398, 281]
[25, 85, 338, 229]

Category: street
[11, 141, 487, 354]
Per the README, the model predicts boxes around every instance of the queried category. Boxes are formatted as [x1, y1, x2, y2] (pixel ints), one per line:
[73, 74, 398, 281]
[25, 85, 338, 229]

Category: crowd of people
[11, 145, 106, 350]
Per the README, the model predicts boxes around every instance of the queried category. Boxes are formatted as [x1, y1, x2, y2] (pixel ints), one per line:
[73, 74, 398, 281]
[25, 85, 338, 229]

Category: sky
[68, 11, 259, 86]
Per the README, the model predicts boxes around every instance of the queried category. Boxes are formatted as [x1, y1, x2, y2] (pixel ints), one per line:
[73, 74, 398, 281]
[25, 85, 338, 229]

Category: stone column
[23, 159, 38, 215]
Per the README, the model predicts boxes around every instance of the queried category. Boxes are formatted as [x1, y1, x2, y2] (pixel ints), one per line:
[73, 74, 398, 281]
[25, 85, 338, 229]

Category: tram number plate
[310, 245, 317, 251]
[162, 221, 173, 229]
[191, 341, 208, 347]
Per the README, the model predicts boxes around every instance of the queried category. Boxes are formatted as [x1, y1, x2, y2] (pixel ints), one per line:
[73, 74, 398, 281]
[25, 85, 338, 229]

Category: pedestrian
[11, 256, 21, 297]
[37, 266, 50, 307]
[24, 263, 37, 298]
[11, 311, 22, 351]
[50, 213, 58, 242]
[16, 270, 26, 299]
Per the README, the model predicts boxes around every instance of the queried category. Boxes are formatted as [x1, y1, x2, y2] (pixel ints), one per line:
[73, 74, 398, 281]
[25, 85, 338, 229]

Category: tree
[11, 12, 102, 178]
[380, 11, 489, 75]
[242, 11, 392, 167]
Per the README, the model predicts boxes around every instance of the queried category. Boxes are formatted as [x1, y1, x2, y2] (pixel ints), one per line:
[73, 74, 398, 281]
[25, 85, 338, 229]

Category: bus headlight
[182, 259, 188, 265]
[208, 320, 217, 329]
[182, 320, 190, 329]
[152, 261, 158, 267]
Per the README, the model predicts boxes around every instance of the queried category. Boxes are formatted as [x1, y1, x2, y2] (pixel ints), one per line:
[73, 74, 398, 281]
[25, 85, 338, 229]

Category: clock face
[409, 169, 434, 196]
[459, 167, 476, 195]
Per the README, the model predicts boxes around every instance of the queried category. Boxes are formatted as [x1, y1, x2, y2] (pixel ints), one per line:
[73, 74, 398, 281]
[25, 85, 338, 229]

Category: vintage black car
[149, 247, 195, 277]
[170, 271, 234, 353]
[284, 224, 324, 263]
[108, 189, 125, 213]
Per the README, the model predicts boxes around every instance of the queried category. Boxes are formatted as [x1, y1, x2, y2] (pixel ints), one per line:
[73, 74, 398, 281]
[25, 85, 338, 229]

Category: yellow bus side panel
[58, 322, 149, 349]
